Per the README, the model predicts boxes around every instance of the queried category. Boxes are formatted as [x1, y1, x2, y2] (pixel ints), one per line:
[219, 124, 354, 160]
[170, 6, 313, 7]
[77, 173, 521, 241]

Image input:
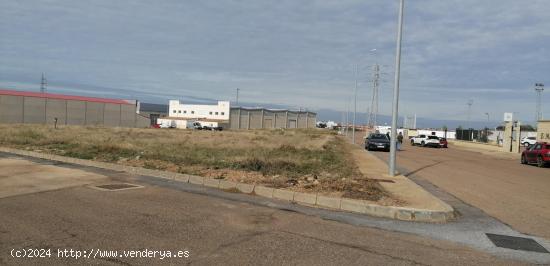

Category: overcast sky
[1, 0, 549, 123]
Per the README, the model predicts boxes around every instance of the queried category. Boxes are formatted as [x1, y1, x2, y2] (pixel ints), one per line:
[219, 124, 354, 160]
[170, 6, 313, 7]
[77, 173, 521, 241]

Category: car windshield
[428, 136, 439, 139]
[370, 134, 388, 140]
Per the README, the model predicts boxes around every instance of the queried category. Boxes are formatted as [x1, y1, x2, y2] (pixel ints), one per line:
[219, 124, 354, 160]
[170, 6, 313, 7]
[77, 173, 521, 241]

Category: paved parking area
[374, 142, 550, 239]
[0, 154, 522, 265]
[0, 157, 107, 198]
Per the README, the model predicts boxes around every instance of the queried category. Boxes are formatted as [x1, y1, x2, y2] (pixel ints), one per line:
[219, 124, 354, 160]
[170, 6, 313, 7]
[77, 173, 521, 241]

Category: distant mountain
[313, 108, 510, 130]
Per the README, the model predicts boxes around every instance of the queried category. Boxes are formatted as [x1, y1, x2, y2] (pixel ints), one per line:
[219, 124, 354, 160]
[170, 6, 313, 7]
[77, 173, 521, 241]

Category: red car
[439, 138, 448, 148]
[521, 142, 550, 167]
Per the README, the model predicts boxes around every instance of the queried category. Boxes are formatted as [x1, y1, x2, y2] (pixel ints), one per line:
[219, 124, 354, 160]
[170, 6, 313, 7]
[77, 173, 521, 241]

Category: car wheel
[521, 155, 527, 164]
[421, 141, 425, 147]
[537, 156, 545, 168]
[523, 142, 529, 147]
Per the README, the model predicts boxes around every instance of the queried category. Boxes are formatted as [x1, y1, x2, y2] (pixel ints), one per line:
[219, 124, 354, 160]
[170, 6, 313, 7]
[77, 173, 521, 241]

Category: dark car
[439, 137, 448, 148]
[521, 142, 550, 167]
[365, 133, 390, 152]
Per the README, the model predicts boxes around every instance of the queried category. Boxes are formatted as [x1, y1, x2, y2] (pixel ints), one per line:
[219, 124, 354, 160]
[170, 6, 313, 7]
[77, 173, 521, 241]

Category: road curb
[0, 147, 455, 223]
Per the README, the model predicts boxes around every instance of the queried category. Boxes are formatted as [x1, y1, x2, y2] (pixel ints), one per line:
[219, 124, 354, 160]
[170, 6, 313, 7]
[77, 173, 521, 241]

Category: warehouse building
[229, 107, 316, 129]
[0, 89, 149, 127]
[154, 99, 316, 129]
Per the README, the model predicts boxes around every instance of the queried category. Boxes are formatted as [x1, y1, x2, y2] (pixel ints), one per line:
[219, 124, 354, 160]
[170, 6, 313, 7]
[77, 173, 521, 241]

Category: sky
[1, 0, 549, 125]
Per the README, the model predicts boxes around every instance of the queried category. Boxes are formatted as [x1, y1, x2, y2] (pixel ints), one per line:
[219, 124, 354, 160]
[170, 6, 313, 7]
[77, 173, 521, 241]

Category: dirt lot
[0, 125, 385, 201]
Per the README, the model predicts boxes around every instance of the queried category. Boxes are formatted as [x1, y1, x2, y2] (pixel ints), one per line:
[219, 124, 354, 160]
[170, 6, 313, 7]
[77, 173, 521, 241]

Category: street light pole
[352, 63, 358, 144]
[389, 0, 405, 177]
[236, 88, 240, 106]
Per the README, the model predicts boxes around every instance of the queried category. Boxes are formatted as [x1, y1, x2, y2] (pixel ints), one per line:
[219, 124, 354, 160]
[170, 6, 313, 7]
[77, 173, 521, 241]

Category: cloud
[0, 0, 549, 123]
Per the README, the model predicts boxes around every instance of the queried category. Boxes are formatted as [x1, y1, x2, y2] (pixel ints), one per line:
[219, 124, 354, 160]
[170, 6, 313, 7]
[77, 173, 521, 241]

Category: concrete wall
[46, 99, 67, 125]
[66, 100, 86, 125]
[0, 95, 145, 128]
[537, 120, 550, 141]
[103, 103, 121, 127]
[0, 95, 24, 123]
[23, 97, 46, 124]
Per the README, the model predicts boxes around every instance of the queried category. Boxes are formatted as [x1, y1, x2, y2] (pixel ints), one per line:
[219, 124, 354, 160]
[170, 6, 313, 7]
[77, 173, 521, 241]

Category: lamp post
[535, 83, 544, 121]
[352, 64, 358, 144]
[389, 0, 405, 177]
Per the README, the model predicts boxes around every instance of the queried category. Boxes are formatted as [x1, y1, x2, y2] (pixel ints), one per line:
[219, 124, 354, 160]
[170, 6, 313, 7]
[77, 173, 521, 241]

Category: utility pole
[40, 73, 47, 93]
[346, 101, 350, 137]
[352, 64, 358, 144]
[467, 99, 473, 129]
[367, 64, 380, 130]
[236, 88, 240, 106]
[389, 0, 405, 177]
[535, 83, 544, 122]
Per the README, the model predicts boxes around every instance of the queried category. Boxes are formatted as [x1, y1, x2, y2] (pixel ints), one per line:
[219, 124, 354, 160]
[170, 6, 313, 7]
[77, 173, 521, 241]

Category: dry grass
[0, 124, 385, 201]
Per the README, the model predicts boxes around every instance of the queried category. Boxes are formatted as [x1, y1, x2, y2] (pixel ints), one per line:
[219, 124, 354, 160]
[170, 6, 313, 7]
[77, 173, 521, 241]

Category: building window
[173, 110, 176, 113]
[183, 110, 187, 114]
[221, 112, 225, 115]
[191, 111, 195, 114]
[209, 112, 213, 115]
[215, 112, 219, 115]
[178, 110, 181, 113]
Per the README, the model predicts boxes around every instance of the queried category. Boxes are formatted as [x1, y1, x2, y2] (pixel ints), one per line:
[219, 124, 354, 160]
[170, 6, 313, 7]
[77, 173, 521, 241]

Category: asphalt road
[374, 141, 550, 239]
[0, 155, 522, 265]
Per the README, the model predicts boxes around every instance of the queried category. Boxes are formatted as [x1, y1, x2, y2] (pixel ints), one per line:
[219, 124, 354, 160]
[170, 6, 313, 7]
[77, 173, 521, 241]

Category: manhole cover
[93, 183, 143, 191]
[486, 233, 549, 253]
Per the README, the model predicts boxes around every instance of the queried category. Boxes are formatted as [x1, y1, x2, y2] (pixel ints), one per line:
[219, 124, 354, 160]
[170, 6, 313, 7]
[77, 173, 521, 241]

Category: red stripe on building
[0, 89, 135, 105]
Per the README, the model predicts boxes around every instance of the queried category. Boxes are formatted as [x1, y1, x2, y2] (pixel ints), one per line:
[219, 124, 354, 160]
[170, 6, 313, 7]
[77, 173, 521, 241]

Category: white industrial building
[168, 100, 230, 120]
[157, 100, 230, 129]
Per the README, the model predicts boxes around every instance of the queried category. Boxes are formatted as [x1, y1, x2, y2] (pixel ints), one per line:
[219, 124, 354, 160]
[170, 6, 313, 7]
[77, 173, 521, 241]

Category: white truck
[411, 134, 440, 147]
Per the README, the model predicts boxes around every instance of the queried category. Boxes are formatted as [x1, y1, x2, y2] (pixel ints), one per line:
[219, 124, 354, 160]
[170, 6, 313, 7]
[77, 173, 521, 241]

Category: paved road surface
[0, 154, 522, 265]
[375, 141, 550, 239]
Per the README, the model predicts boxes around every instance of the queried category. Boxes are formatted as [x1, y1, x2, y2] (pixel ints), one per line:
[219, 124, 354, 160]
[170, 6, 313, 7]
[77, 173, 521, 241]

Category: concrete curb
[0, 147, 455, 223]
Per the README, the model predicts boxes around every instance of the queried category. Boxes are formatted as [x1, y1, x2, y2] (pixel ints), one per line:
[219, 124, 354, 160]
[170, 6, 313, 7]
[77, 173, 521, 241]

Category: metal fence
[455, 128, 490, 142]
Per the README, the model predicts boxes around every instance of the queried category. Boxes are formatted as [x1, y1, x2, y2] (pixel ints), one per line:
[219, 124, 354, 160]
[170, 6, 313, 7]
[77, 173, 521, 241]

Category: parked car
[365, 133, 390, 152]
[521, 136, 537, 147]
[521, 142, 550, 167]
[411, 135, 441, 147]
[439, 137, 448, 148]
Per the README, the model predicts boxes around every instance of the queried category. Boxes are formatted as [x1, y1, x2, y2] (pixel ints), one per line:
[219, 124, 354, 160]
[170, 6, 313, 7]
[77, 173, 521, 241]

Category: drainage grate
[93, 183, 143, 191]
[486, 233, 549, 253]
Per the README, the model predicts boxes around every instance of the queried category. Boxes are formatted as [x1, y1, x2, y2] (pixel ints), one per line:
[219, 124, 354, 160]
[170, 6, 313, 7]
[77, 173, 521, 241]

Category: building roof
[231, 106, 316, 115]
[0, 89, 135, 105]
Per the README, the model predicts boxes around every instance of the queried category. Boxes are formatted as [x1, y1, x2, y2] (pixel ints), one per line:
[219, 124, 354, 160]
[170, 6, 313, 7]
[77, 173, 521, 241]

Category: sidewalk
[348, 144, 455, 213]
